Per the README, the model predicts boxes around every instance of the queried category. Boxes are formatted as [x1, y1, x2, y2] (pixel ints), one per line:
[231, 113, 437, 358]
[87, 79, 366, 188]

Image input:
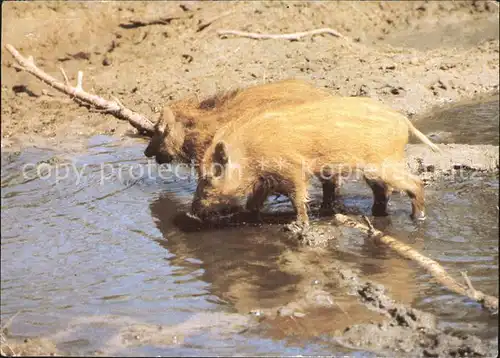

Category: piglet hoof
[283, 221, 309, 235]
[250, 210, 263, 223]
[371, 203, 389, 217]
[319, 204, 335, 216]
[185, 212, 203, 223]
[411, 211, 426, 222]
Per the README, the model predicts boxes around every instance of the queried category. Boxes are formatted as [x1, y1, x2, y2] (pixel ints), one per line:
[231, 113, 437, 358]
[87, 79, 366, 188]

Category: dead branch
[334, 213, 499, 314]
[5, 44, 155, 136]
[217, 28, 346, 40]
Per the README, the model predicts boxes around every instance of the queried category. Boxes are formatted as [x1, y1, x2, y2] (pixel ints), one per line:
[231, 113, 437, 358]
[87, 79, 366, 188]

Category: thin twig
[362, 215, 375, 236]
[75, 70, 83, 91]
[328, 296, 351, 319]
[59, 67, 70, 86]
[334, 213, 499, 314]
[217, 28, 346, 41]
[461, 271, 475, 293]
[0, 311, 21, 332]
[5, 44, 155, 135]
[111, 95, 124, 108]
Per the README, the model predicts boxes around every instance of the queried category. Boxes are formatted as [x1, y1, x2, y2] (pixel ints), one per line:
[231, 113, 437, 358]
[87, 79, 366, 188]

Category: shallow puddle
[412, 94, 499, 146]
[1, 128, 498, 355]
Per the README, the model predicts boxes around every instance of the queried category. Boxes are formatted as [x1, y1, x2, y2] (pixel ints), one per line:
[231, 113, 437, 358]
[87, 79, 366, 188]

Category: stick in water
[334, 213, 499, 314]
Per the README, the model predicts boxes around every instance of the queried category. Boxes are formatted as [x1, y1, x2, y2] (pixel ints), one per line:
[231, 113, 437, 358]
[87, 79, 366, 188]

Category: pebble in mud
[102, 57, 112, 66]
[273, 287, 336, 318]
[277, 306, 296, 317]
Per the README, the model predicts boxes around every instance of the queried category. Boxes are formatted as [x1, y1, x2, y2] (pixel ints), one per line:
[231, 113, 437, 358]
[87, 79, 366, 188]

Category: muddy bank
[229, 248, 497, 357]
[2, 1, 499, 151]
[406, 144, 499, 181]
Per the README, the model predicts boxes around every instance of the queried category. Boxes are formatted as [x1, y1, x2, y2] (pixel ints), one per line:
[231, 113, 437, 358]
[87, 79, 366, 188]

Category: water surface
[413, 94, 499, 145]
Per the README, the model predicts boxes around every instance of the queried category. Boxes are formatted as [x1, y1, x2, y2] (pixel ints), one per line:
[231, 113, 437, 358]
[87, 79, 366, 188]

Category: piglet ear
[213, 142, 228, 166]
[155, 106, 176, 134]
[160, 106, 176, 125]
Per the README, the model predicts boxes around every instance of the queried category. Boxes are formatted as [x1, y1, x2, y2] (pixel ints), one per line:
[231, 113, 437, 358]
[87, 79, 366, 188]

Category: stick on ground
[5, 44, 155, 136]
[334, 213, 499, 314]
[217, 28, 346, 40]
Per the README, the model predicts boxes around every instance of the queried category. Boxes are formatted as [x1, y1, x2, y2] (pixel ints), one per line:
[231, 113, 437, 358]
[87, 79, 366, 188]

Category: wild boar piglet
[191, 96, 440, 229]
[144, 79, 333, 168]
[144, 79, 341, 208]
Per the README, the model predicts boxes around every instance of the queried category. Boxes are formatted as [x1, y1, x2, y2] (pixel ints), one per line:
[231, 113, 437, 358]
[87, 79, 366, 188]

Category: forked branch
[5, 44, 155, 136]
[334, 213, 499, 314]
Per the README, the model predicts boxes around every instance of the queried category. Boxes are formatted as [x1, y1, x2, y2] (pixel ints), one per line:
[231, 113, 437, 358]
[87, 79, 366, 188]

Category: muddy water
[1, 109, 499, 355]
[413, 94, 499, 145]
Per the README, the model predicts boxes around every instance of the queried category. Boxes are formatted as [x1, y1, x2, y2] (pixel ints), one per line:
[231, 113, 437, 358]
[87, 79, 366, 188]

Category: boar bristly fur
[145, 79, 334, 165]
[192, 96, 439, 226]
[145, 79, 340, 208]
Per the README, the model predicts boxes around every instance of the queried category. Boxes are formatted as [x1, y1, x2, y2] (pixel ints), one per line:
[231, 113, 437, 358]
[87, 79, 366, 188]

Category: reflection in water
[149, 189, 425, 342]
[149, 193, 302, 314]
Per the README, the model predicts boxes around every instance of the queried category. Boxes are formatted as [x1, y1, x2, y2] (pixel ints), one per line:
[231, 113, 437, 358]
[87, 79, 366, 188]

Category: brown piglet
[144, 79, 342, 208]
[191, 96, 440, 228]
[144, 79, 334, 166]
